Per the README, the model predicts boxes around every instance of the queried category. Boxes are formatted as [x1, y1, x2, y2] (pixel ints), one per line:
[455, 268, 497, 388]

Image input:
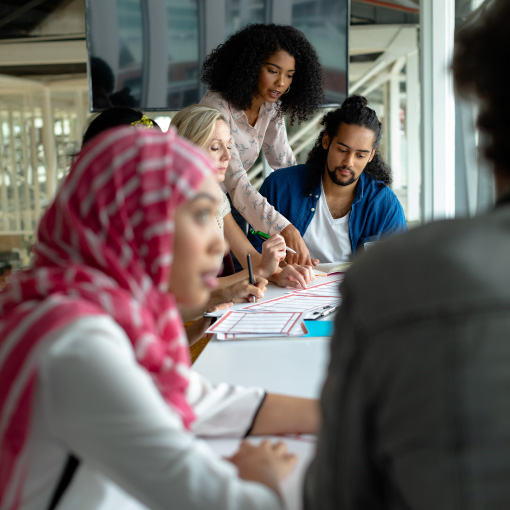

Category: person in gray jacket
[304, 1, 510, 508]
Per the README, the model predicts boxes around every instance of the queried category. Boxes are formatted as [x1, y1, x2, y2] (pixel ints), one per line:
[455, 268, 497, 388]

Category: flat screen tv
[85, 0, 349, 111]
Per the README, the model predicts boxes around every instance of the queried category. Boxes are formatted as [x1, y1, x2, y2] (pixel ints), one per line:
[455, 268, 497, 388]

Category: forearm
[226, 173, 289, 235]
[250, 251, 278, 280]
[249, 394, 320, 436]
[215, 270, 250, 289]
[188, 372, 266, 437]
[266, 267, 283, 284]
[179, 278, 244, 322]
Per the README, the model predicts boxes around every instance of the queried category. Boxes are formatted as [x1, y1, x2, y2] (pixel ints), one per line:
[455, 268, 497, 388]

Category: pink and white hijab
[0, 126, 213, 508]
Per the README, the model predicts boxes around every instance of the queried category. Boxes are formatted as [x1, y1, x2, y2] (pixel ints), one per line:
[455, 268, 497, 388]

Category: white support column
[389, 58, 405, 191]
[406, 49, 421, 222]
[420, 0, 456, 221]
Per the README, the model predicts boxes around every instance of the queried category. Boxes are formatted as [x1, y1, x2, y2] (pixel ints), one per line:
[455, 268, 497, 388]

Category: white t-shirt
[302, 182, 352, 264]
[18, 315, 280, 510]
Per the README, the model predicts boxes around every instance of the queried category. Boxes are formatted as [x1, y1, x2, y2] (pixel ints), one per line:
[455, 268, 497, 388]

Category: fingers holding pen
[227, 276, 267, 303]
[263, 234, 287, 260]
[249, 275, 268, 302]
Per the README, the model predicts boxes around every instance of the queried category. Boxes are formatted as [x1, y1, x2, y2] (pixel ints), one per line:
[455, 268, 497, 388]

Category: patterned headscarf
[0, 126, 213, 508]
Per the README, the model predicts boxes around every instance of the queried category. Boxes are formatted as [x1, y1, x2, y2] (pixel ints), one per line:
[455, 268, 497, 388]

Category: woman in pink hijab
[0, 127, 317, 510]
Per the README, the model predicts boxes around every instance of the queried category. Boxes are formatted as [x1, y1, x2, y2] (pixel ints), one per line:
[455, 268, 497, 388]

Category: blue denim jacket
[249, 164, 407, 254]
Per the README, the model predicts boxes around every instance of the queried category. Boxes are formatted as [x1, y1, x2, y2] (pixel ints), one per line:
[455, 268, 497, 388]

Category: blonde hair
[171, 105, 227, 150]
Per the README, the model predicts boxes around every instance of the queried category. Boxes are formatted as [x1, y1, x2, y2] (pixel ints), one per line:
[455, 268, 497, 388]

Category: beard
[326, 164, 361, 187]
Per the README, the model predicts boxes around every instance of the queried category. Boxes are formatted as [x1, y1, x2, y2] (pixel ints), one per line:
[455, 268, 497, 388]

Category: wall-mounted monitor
[85, 0, 349, 111]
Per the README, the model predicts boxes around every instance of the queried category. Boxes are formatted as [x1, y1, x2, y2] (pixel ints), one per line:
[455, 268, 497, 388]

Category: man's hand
[270, 264, 315, 289]
[280, 224, 319, 267]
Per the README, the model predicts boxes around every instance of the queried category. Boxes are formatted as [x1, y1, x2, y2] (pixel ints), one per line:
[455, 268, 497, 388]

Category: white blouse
[302, 182, 352, 263]
[215, 189, 231, 267]
[19, 315, 280, 510]
[201, 91, 297, 235]
[215, 189, 231, 232]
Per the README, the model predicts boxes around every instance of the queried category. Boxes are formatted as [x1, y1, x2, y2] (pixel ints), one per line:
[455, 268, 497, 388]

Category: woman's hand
[281, 224, 319, 267]
[255, 234, 287, 279]
[270, 264, 315, 289]
[227, 440, 297, 497]
[219, 275, 268, 303]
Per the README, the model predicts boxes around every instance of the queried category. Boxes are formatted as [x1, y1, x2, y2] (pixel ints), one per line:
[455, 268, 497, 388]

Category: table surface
[195, 273, 339, 396]
[194, 273, 340, 510]
[194, 336, 330, 399]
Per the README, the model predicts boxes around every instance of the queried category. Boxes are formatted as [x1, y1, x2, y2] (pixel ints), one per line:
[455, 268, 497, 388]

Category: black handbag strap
[46, 455, 80, 510]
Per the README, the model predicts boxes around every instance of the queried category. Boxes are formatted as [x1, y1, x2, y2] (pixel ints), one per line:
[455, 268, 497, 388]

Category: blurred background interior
[0, 0, 489, 277]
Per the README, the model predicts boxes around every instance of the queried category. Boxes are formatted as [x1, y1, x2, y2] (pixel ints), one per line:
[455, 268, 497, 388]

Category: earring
[283, 85, 291, 94]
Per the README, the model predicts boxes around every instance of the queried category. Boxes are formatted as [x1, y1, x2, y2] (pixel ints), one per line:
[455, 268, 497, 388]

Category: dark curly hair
[452, 0, 510, 176]
[306, 95, 392, 185]
[201, 24, 324, 124]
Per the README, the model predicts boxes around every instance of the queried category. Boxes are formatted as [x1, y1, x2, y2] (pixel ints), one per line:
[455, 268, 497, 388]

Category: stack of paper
[206, 311, 308, 340]
[205, 278, 344, 340]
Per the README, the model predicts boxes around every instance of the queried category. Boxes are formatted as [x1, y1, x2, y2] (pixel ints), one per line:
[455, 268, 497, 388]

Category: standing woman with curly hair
[201, 23, 324, 266]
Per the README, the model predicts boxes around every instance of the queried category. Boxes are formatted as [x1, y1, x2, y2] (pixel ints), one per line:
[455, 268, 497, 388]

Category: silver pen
[309, 304, 339, 319]
[319, 305, 339, 318]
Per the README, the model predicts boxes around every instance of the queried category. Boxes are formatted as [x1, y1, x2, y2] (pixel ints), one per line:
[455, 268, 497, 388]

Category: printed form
[205, 278, 344, 340]
[206, 311, 307, 339]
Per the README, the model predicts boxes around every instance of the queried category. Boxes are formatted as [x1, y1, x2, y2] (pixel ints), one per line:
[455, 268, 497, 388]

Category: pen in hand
[247, 253, 256, 303]
[249, 229, 297, 254]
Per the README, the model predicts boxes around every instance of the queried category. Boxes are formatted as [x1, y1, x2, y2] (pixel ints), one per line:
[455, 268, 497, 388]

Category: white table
[194, 274, 339, 510]
[195, 273, 339, 396]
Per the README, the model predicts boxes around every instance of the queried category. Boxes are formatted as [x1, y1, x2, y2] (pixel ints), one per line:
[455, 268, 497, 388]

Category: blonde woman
[171, 105, 314, 316]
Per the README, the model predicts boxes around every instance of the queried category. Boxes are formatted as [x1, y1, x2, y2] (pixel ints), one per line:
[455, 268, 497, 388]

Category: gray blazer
[305, 203, 510, 510]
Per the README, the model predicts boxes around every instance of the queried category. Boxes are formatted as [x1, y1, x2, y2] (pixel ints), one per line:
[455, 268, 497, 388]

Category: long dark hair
[306, 95, 392, 185]
[201, 23, 324, 124]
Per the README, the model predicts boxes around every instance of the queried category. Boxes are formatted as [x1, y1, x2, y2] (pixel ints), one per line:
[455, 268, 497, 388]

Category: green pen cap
[249, 228, 270, 239]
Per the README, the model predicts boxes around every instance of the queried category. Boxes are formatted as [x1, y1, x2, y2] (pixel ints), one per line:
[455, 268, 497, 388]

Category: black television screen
[85, 0, 349, 111]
